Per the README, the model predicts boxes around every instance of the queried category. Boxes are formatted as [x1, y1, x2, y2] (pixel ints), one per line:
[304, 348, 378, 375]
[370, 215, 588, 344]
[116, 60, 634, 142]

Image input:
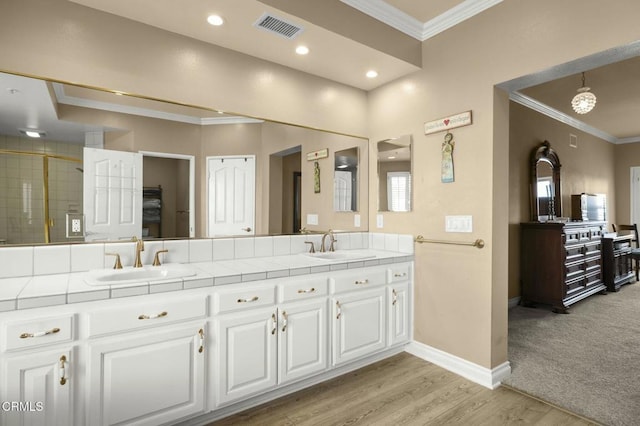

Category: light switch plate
[376, 214, 384, 228]
[307, 214, 318, 226]
[354, 214, 361, 227]
[445, 215, 472, 233]
[66, 213, 85, 238]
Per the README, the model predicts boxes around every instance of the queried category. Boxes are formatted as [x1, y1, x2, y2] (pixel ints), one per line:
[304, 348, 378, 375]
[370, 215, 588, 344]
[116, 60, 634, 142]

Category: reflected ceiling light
[387, 156, 396, 160]
[207, 15, 225, 26]
[366, 70, 378, 78]
[19, 128, 46, 138]
[571, 72, 597, 114]
[295, 45, 309, 55]
[337, 164, 349, 169]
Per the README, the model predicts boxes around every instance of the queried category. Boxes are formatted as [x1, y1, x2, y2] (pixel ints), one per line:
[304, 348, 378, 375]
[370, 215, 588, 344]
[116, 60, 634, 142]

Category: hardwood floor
[209, 352, 598, 425]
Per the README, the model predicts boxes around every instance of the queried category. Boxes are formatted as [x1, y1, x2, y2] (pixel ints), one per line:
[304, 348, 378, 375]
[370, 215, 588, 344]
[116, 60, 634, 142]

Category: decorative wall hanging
[424, 110, 472, 135]
[313, 161, 321, 193]
[307, 148, 328, 161]
[441, 132, 455, 183]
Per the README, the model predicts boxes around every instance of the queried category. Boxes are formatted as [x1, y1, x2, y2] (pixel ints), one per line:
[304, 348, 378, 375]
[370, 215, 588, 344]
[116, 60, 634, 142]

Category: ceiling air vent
[254, 13, 304, 39]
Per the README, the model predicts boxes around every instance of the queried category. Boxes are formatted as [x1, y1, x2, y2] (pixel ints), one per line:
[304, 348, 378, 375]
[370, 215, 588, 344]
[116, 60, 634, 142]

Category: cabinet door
[215, 307, 277, 406]
[1, 347, 73, 426]
[388, 283, 410, 347]
[332, 288, 386, 366]
[278, 299, 328, 385]
[87, 323, 205, 426]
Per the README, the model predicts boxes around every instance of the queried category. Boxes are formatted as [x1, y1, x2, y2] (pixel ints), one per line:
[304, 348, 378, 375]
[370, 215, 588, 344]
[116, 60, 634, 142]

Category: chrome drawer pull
[297, 288, 316, 294]
[237, 296, 259, 303]
[20, 327, 60, 339]
[138, 311, 168, 320]
[59, 355, 67, 386]
[354, 279, 369, 285]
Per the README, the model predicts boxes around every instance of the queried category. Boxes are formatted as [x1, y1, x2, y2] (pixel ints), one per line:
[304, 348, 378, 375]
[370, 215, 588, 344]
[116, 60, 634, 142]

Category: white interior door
[333, 170, 352, 211]
[207, 156, 255, 237]
[83, 148, 143, 241]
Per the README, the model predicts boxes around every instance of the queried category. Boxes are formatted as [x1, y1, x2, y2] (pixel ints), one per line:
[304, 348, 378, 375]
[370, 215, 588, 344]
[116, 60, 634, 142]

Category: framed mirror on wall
[377, 135, 412, 212]
[0, 71, 369, 246]
[530, 140, 561, 221]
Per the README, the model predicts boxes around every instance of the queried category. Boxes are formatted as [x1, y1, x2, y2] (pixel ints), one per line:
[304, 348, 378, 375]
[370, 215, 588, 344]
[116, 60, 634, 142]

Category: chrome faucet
[320, 230, 336, 253]
[132, 236, 145, 268]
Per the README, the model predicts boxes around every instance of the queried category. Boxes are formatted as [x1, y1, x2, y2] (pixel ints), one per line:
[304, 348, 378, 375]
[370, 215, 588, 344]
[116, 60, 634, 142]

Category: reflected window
[387, 172, 411, 212]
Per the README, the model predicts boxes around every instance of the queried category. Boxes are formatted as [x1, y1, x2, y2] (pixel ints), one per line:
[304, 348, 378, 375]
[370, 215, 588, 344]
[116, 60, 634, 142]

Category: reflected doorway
[268, 146, 301, 235]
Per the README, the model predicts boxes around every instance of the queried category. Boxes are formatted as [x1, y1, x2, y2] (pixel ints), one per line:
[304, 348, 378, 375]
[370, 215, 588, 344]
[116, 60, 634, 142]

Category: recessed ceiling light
[295, 45, 309, 55]
[207, 15, 225, 26]
[366, 70, 378, 78]
[19, 128, 46, 138]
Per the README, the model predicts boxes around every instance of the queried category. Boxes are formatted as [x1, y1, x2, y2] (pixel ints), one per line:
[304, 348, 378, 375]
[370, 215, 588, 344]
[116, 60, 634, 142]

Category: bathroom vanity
[0, 234, 413, 426]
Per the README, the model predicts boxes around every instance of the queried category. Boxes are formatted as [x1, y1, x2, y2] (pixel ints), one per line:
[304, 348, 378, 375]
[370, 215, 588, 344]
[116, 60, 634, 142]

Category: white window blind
[387, 172, 411, 212]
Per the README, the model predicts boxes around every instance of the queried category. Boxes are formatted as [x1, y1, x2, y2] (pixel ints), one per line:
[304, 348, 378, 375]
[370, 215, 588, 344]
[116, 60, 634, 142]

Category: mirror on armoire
[530, 140, 562, 221]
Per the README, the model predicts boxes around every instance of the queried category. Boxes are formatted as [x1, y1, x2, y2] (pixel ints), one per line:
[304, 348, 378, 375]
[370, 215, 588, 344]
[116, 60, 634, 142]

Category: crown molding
[53, 83, 261, 126]
[510, 91, 618, 144]
[341, 0, 503, 41]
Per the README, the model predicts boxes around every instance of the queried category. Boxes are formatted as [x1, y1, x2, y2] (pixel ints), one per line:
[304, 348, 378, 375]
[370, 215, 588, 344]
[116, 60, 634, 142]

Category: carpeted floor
[506, 282, 640, 426]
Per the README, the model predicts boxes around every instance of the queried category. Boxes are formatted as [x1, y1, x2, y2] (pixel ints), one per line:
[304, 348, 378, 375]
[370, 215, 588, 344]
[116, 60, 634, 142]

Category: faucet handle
[304, 241, 315, 253]
[152, 249, 169, 266]
[105, 252, 123, 269]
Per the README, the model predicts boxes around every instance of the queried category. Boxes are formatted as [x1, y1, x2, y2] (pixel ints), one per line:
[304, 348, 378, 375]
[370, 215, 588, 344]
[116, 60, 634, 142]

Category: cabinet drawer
[3, 314, 74, 352]
[564, 261, 584, 281]
[330, 267, 386, 293]
[87, 296, 207, 337]
[277, 277, 328, 303]
[388, 264, 411, 283]
[213, 284, 276, 314]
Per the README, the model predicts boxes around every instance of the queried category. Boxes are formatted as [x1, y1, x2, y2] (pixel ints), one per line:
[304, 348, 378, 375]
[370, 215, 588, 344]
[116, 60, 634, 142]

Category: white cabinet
[332, 287, 386, 366]
[278, 298, 328, 385]
[1, 347, 73, 426]
[87, 322, 206, 426]
[388, 282, 410, 347]
[215, 307, 278, 406]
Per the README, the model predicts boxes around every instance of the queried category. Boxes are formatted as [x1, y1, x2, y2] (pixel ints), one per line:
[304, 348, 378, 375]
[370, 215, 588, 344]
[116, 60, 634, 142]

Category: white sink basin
[303, 251, 376, 262]
[84, 263, 196, 286]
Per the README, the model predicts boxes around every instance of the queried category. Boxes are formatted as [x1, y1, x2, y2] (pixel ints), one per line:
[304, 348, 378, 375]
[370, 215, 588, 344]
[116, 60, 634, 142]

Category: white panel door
[207, 156, 255, 237]
[215, 307, 277, 406]
[278, 299, 328, 385]
[332, 288, 386, 366]
[83, 148, 143, 241]
[1, 347, 73, 426]
[333, 170, 353, 211]
[87, 323, 205, 426]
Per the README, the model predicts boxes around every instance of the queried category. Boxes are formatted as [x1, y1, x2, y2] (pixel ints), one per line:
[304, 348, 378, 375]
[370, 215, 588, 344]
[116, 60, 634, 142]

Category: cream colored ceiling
[386, 0, 465, 23]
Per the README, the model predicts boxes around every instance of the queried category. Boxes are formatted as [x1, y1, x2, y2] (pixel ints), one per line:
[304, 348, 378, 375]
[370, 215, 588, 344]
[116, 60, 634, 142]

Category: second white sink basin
[303, 251, 376, 262]
[84, 263, 196, 286]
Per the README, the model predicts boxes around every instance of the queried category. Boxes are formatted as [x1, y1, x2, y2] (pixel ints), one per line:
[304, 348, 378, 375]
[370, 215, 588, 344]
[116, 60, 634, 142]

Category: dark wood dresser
[601, 234, 635, 292]
[520, 221, 607, 313]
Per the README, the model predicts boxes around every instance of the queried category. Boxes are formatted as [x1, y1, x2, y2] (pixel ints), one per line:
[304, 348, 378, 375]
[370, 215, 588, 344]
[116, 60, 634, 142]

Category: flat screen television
[570, 193, 606, 221]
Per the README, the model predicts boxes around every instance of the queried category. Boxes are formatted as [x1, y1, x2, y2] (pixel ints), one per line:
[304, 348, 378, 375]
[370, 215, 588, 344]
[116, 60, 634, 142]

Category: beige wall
[614, 143, 640, 224]
[508, 102, 617, 299]
[368, 0, 640, 368]
[4, 0, 640, 371]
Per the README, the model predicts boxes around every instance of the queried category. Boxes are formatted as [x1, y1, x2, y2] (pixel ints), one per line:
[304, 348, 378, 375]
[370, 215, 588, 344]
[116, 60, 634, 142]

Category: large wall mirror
[530, 140, 561, 221]
[0, 71, 368, 246]
[377, 135, 412, 212]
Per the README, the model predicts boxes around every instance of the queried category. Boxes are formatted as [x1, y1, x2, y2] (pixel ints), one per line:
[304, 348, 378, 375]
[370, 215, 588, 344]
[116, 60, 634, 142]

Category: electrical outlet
[66, 213, 85, 238]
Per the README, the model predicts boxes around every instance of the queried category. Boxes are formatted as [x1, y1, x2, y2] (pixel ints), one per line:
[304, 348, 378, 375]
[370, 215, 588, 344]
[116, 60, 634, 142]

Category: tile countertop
[0, 249, 414, 312]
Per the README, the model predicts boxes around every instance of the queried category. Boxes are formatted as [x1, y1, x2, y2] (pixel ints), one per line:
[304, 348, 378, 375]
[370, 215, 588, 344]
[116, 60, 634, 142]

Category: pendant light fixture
[571, 72, 597, 114]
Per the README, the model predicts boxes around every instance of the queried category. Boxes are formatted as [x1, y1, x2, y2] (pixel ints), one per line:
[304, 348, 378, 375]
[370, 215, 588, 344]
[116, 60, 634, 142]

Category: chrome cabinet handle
[20, 327, 60, 339]
[237, 296, 259, 303]
[354, 279, 369, 285]
[297, 287, 316, 294]
[281, 311, 288, 332]
[336, 301, 342, 319]
[198, 328, 205, 353]
[138, 311, 168, 320]
[59, 355, 67, 386]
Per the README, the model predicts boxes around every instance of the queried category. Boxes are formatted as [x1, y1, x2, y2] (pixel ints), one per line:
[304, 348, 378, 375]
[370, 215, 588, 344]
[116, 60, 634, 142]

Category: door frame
[139, 150, 195, 238]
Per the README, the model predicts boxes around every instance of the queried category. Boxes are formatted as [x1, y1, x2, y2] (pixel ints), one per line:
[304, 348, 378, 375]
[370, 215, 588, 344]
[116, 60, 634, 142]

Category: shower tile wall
[0, 135, 83, 245]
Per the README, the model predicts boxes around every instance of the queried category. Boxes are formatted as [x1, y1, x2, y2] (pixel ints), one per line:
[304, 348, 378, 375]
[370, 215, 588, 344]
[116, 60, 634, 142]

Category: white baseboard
[405, 340, 511, 390]
[508, 296, 521, 309]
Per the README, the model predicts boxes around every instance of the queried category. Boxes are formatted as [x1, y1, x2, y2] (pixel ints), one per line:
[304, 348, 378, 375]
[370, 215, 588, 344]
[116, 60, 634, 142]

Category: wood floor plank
[209, 353, 592, 426]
